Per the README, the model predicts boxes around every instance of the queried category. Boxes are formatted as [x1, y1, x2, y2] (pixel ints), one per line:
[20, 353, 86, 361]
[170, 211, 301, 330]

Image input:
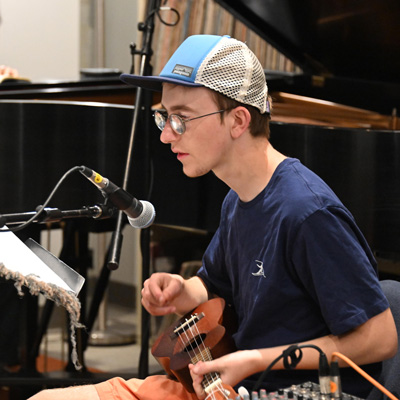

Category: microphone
[79, 166, 155, 229]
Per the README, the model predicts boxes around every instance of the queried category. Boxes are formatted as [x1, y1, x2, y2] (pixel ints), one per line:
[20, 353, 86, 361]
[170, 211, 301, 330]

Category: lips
[172, 147, 189, 160]
[177, 152, 189, 161]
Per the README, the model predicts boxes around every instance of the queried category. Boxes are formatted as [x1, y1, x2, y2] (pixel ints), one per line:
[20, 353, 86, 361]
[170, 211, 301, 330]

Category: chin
[182, 166, 210, 178]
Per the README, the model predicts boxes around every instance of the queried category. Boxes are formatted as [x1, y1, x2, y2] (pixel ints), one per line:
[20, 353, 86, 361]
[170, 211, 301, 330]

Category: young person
[29, 34, 397, 400]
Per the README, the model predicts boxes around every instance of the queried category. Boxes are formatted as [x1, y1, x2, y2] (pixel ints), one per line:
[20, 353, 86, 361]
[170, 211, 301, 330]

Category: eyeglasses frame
[154, 109, 227, 135]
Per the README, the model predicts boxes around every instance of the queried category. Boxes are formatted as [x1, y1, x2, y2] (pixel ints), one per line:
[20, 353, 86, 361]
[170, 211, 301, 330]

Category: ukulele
[151, 297, 238, 399]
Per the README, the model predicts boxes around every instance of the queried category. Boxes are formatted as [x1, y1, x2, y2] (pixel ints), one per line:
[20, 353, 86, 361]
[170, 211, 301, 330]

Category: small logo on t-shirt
[252, 260, 266, 278]
[172, 64, 194, 77]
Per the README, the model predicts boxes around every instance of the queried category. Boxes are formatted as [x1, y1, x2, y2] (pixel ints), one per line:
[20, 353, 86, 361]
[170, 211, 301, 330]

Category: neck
[215, 139, 286, 202]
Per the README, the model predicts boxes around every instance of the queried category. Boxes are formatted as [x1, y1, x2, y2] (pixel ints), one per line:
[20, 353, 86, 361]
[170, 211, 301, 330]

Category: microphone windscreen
[128, 200, 156, 229]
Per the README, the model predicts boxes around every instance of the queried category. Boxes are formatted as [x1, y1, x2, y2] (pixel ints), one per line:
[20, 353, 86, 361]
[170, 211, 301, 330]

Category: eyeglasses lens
[170, 115, 185, 135]
[154, 111, 185, 135]
[154, 111, 166, 131]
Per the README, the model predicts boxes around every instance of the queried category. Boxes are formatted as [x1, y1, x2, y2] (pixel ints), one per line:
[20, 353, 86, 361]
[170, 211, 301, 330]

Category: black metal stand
[107, 0, 160, 271]
[105, 0, 161, 379]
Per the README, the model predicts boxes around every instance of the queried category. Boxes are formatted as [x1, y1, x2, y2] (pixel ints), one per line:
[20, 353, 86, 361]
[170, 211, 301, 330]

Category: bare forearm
[249, 308, 397, 376]
[172, 276, 209, 315]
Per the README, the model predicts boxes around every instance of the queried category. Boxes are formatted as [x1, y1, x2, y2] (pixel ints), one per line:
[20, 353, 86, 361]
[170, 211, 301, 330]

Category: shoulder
[276, 159, 339, 202]
[269, 159, 340, 209]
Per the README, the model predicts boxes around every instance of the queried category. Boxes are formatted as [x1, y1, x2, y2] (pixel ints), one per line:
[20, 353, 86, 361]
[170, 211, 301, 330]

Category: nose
[160, 120, 179, 144]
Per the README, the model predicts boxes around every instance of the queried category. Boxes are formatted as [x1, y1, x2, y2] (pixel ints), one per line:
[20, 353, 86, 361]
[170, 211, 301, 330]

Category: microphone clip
[92, 200, 119, 220]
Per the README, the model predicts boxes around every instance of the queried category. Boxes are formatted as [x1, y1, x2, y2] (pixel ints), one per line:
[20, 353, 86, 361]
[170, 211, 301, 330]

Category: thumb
[189, 363, 207, 400]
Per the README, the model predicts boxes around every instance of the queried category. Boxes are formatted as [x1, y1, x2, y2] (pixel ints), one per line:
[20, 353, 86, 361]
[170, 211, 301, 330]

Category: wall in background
[0, 0, 80, 81]
[0, 0, 141, 81]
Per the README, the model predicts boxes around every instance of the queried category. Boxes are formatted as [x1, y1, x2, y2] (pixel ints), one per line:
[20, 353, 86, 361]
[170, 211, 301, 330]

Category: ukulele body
[151, 297, 237, 394]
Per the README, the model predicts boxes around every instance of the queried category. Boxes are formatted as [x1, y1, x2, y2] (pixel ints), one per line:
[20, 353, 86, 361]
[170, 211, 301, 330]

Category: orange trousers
[95, 375, 199, 400]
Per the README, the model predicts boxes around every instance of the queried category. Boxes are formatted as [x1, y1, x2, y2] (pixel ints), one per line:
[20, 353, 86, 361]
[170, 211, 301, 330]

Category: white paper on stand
[0, 229, 83, 294]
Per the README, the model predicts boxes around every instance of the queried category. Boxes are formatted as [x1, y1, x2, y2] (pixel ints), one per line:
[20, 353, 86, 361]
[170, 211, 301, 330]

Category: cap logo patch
[172, 64, 194, 77]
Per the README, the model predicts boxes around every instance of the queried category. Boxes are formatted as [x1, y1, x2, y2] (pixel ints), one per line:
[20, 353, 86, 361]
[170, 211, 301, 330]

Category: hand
[189, 351, 257, 399]
[0, 65, 18, 79]
[141, 272, 184, 316]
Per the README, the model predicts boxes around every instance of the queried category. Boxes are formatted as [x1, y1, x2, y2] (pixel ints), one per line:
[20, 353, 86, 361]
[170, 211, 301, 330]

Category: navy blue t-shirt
[197, 158, 389, 397]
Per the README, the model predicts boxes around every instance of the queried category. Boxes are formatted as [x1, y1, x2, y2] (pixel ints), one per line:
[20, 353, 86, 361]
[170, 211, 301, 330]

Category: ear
[230, 106, 251, 139]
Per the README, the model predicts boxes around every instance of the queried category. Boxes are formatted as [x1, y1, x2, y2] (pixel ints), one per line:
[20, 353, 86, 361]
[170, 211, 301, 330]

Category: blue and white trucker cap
[120, 34, 270, 114]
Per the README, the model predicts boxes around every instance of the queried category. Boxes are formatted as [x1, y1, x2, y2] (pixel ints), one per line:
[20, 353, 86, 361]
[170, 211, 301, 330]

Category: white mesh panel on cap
[195, 37, 268, 114]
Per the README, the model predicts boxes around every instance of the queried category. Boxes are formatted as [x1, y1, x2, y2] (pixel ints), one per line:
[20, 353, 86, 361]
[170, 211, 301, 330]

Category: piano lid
[214, 0, 400, 83]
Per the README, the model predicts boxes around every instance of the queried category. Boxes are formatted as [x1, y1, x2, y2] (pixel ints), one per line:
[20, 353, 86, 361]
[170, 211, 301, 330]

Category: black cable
[252, 344, 325, 392]
[145, 1, 180, 27]
[156, 6, 180, 27]
[0, 165, 84, 233]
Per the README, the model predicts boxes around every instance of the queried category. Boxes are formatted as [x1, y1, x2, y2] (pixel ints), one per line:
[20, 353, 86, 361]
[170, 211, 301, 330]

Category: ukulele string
[188, 323, 232, 400]
[177, 316, 216, 394]
[183, 322, 224, 400]
[181, 315, 230, 400]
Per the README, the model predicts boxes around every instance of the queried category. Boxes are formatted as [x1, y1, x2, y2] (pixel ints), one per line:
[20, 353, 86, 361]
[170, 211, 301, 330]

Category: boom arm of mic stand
[0, 204, 117, 227]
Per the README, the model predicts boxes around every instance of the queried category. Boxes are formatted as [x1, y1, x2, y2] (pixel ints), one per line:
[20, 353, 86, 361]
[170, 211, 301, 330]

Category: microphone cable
[148, 0, 180, 27]
[0, 166, 84, 233]
[331, 351, 398, 400]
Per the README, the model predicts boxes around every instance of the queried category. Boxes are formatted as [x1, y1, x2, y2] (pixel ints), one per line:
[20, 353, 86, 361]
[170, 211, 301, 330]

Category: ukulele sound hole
[182, 333, 207, 353]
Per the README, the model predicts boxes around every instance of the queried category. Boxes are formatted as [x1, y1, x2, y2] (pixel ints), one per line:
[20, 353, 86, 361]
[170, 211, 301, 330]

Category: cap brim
[120, 73, 203, 92]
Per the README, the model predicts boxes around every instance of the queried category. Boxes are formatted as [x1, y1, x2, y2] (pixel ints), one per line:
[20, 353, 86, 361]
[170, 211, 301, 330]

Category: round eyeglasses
[154, 109, 226, 135]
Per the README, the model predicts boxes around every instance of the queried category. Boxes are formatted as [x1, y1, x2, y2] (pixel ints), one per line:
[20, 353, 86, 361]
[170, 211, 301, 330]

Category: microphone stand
[107, 0, 159, 271]
[106, 0, 160, 379]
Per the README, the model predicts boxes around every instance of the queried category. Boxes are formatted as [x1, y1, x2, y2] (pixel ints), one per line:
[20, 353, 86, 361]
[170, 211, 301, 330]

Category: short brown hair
[211, 91, 271, 139]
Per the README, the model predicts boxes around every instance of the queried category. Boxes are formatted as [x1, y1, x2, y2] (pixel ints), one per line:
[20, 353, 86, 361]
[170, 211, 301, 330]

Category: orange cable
[331, 352, 398, 400]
